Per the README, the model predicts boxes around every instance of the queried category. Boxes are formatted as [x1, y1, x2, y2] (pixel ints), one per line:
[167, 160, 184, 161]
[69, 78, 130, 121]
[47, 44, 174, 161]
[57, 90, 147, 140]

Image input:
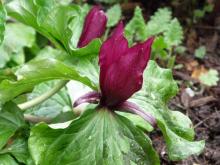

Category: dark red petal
[117, 101, 156, 127]
[99, 23, 154, 106]
[99, 22, 129, 104]
[78, 6, 107, 48]
[73, 91, 101, 107]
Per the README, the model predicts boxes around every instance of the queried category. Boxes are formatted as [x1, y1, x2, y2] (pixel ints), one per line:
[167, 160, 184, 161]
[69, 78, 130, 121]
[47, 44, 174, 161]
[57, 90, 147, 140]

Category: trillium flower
[74, 22, 156, 127]
[78, 6, 107, 48]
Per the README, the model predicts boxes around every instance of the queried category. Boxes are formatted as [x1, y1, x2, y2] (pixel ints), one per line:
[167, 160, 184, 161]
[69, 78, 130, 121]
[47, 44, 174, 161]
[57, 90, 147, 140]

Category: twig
[194, 115, 213, 128]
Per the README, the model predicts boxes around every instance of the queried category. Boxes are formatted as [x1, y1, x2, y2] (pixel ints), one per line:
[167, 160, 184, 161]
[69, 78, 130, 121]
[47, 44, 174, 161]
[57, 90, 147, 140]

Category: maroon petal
[73, 91, 101, 107]
[99, 22, 129, 94]
[117, 101, 156, 127]
[99, 23, 154, 106]
[78, 6, 107, 48]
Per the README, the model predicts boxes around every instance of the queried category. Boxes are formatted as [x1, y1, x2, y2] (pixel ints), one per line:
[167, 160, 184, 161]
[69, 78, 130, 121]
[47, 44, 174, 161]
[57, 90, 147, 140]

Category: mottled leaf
[29, 108, 160, 165]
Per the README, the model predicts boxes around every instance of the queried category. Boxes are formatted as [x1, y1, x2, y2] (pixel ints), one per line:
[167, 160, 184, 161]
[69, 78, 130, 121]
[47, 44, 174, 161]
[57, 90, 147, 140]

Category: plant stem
[18, 80, 68, 110]
[24, 114, 52, 123]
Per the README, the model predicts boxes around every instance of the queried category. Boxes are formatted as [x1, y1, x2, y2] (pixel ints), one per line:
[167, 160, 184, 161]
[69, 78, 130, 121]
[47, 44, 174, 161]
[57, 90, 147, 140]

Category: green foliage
[0, 155, 18, 165]
[125, 7, 184, 67]
[199, 69, 219, 86]
[0, 1, 205, 164]
[130, 61, 205, 160]
[0, 102, 27, 149]
[106, 4, 121, 28]
[195, 46, 206, 59]
[125, 6, 147, 44]
[29, 109, 160, 165]
[94, 0, 122, 4]
[0, 2, 6, 46]
[25, 81, 74, 122]
[0, 102, 32, 164]
[193, 3, 214, 23]
[0, 23, 36, 68]
[5, 0, 87, 53]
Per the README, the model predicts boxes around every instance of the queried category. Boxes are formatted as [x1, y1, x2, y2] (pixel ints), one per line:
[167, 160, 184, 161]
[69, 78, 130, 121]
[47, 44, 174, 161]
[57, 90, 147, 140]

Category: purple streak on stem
[73, 91, 101, 107]
[117, 101, 157, 128]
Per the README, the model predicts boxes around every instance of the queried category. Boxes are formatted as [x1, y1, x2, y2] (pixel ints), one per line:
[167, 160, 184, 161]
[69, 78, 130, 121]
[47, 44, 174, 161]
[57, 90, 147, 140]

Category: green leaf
[0, 138, 33, 164]
[55, 0, 73, 5]
[0, 23, 36, 68]
[130, 61, 205, 160]
[106, 4, 121, 28]
[142, 61, 178, 102]
[29, 108, 160, 165]
[125, 6, 147, 44]
[0, 102, 26, 149]
[199, 69, 219, 86]
[195, 46, 206, 59]
[94, 0, 119, 4]
[0, 2, 6, 46]
[0, 58, 96, 105]
[116, 112, 153, 132]
[145, 8, 172, 37]
[25, 80, 74, 122]
[6, 0, 86, 52]
[164, 18, 183, 47]
[0, 154, 18, 165]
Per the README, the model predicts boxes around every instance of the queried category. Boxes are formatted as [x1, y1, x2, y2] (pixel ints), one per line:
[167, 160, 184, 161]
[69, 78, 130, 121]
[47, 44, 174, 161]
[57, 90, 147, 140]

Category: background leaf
[29, 108, 160, 165]
[199, 69, 219, 86]
[0, 154, 18, 165]
[106, 4, 121, 28]
[125, 6, 147, 44]
[25, 80, 74, 122]
[0, 137, 33, 164]
[0, 102, 26, 149]
[6, 0, 87, 52]
[0, 58, 95, 105]
[0, 23, 36, 68]
[0, 2, 6, 46]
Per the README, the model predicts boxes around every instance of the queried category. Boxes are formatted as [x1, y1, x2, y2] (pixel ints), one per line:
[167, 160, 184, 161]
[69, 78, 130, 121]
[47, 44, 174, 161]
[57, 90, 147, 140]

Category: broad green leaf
[6, 0, 86, 52]
[0, 102, 26, 149]
[29, 108, 160, 165]
[125, 6, 147, 44]
[0, 154, 18, 165]
[0, 22, 36, 68]
[106, 4, 121, 27]
[130, 61, 205, 160]
[0, 138, 33, 164]
[199, 69, 219, 86]
[25, 81, 74, 122]
[0, 39, 101, 105]
[0, 2, 6, 46]
[195, 46, 206, 59]
[0, 58, 96, 105]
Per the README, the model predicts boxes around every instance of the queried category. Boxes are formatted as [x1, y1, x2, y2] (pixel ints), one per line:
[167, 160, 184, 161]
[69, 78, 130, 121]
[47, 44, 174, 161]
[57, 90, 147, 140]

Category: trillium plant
[0, 1, 205, 165]
[74, 22, 156, 127]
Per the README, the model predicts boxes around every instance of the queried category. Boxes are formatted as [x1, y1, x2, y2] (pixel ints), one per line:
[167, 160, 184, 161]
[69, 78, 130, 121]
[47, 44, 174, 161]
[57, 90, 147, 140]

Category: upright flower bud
[78, 6, 107, 48]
